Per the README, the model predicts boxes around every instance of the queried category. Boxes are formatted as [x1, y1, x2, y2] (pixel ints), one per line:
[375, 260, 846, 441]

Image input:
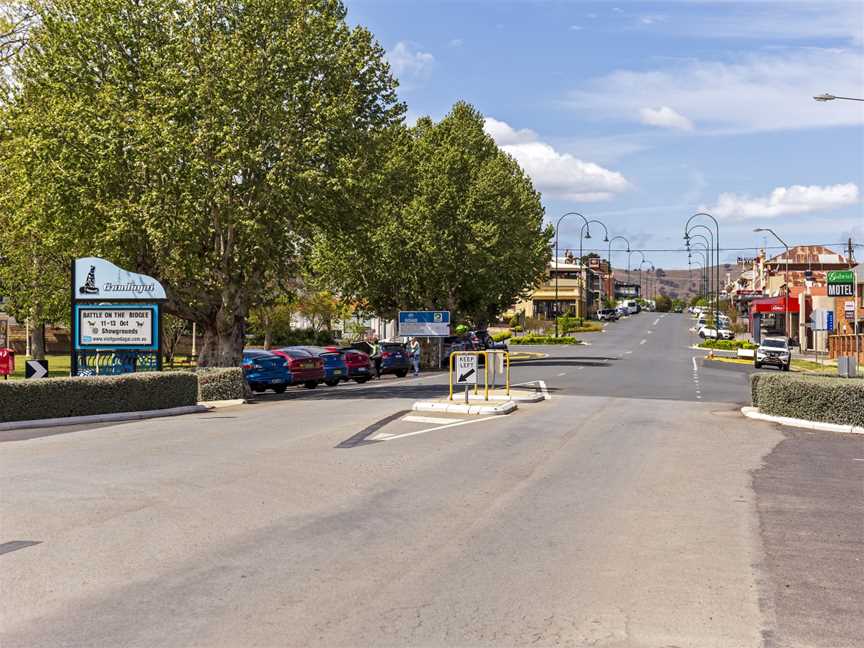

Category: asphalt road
[1, 313, 861, 647]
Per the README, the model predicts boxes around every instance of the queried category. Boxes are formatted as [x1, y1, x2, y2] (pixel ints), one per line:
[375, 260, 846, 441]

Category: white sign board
[78, 307, 154, 347]
[845, 300, 855, 318]
[455, 354, 478, 384]
[398, 311, 451, 337]
[74, 257, 166, 301]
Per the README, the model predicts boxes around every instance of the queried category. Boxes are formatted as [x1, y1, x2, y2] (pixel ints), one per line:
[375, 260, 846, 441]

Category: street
[1, 313, 862, 647]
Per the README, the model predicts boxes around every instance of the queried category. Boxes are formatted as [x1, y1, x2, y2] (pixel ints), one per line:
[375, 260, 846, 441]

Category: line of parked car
[689, 306, 735, 340]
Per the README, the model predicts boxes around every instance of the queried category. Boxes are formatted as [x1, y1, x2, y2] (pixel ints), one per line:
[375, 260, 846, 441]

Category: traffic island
[412, 398, 517, 416]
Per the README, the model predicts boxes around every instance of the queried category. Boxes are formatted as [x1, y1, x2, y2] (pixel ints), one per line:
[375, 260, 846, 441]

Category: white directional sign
[455, 354, 478, 384]
[25, 359, 48, 379]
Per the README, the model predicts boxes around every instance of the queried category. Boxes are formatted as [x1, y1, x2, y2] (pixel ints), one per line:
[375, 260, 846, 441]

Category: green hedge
[197, 367, 249, 402]
[0, 372, 199, 423]
[510, 335, 579, 345]
[699, 339, 757, 350]
[751, 373, 864, 426]
[491, 331, 512, 342]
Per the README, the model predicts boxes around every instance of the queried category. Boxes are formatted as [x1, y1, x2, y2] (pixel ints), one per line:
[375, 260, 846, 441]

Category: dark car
[378, 342, 412, 377]
[294, 346, 349, 386]
[471, 330, 508, 351]
[241, 349, 292, 394]
[328, 346, 374, 383]
[270, 347, 325, 388]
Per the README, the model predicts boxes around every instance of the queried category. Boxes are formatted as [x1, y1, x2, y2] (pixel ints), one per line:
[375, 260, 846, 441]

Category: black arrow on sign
[458, 368, 475, 382]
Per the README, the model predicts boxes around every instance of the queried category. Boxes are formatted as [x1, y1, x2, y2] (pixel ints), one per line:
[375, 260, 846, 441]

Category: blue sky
[345, 0, 864, 270]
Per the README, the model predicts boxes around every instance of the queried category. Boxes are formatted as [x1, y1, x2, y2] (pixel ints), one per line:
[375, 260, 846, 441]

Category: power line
[568, 242, 861, 254]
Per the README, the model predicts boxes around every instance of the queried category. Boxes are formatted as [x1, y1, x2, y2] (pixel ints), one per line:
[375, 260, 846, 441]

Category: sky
[344, 0, 864, 270]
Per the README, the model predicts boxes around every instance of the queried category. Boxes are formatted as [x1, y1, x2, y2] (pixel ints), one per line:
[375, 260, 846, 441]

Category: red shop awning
[751, 296, 800, 314]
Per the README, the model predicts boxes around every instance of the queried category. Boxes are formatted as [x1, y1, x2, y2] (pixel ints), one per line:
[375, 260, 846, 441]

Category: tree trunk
[31, 322, 47, 360]
[198, 305, 246, 367]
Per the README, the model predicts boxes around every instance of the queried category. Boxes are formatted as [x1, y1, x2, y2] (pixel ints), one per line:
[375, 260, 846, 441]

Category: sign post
[455, 354, 478, 404]
[70, 257, 167, 376]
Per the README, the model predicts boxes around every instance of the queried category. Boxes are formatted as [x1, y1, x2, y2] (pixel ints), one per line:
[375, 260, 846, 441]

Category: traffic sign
[25, 359, 48, 379]
[812, 309, 835, 332]
[455, 354, 478, 384]
[398, 311, 451, 337]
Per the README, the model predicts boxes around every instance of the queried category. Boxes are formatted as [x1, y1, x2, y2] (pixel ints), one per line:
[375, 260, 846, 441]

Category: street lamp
[754, 227, 792, 343]
[554, 212, 591, 337]
[689, 258, 706, 302]
[579, 219, 609, 317]
[639, 259, 653, 301]
[607, 235, 630, 306]
[685, 213, 720, 335]
[687, 232, 713, 306]
[689, 247, 709, 302]
[813, 93, 864, 102]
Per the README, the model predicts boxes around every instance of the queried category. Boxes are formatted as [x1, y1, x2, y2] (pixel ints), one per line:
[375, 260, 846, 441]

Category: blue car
[292, 346, 349, 387]
[242, 349, 292, 394]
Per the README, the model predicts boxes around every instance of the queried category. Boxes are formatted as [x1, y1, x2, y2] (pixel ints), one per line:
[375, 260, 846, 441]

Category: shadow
[250, 381, 454, 403]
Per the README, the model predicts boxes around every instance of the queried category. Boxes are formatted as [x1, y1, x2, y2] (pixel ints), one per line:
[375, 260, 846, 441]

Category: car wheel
[782, 363, 790, 372]
[303, 380, 318, 389]
[251, 385, 266, 393]
[754, 361, 761, 368]
[325, 379, 340, 387]
[354, 377, 369, 384]
[272, 385, 287, 394]
[395, 369, 408, 378]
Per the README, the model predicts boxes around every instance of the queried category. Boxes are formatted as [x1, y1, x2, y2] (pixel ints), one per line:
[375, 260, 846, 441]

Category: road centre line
[403, 415, 463, 425]
[380, 416, 498, 441]
[640, 339, 647, 345]
[557, 372, 567, 376]
[653, 318, 660, 326]
[692, 357, 698, 372]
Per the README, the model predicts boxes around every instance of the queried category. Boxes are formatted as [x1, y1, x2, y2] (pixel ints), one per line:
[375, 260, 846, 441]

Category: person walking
[409, 337, 421, 377]
[370, 337, 382, 379]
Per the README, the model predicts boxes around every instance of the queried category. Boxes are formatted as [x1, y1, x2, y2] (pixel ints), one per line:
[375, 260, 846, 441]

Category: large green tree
[0, 0, 403, 365]
[313, 102, 552, 325]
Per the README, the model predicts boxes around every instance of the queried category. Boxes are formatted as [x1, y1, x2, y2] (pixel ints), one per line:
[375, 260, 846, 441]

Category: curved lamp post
[687, 233, 713, 305]
[554, 212, 591, 337]
[639, 259, 654, 301]
[753, 227, 792, 342]
[685, 213, 720, 330]
[578, 219, 609, 319]
[689, 258, 706, 301]
[689, 247, 709, 301]
[629, 250, 646, 298]
[607, 235, 630, 305]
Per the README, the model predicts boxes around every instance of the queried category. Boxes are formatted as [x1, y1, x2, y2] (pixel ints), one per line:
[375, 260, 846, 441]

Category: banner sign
[74, 257, 166, 301]
[74, 304, 159, 350]
[398, 310, 451, 337]
[845, 300, 855, 319]
[827, 270, 854, 297]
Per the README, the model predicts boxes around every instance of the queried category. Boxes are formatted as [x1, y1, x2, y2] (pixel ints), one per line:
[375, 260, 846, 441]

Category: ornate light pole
[554, 212, 591, 337]
[685, 213, 720, 331]
[687, 233, 713, 307]
[578, 219, 608, 318]
[607, 235, 630, 305]
[754, 227, 792, 342]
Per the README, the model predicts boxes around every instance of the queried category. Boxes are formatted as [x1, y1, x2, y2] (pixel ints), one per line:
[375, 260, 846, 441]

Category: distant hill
[614, 265, 736, 302]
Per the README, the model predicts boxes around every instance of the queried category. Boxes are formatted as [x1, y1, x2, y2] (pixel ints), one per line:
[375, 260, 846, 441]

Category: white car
[755, 337, 791, 371]
[699, 326, 734, 340]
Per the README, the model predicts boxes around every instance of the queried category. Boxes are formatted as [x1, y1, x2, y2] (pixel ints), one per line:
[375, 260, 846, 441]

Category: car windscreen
[762, 339, 787, 349]
[278, 348, 312, 358]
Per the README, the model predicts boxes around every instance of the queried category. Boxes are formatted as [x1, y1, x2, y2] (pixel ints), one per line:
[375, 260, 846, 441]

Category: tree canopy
[313, 102, 552, 325]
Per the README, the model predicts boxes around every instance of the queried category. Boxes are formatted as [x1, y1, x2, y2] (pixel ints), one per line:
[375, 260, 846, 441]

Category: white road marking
[625, 350, 633, 354]
[692, 357, 698, 372]
[512, 379, 551, 400]
[557, 372, 567, 376]
[381, 416, 498, 441]
[402, 415, 463, 425]
[647, 330, 652, 334]
[653, 318, 660, 326]
[640, 339, 647, 345]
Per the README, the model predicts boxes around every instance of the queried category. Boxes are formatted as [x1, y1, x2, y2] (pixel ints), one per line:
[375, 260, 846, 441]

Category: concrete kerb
[0, 404, 213, 432]
[413, 399, 517, 416]
[740, 406, 864, 435]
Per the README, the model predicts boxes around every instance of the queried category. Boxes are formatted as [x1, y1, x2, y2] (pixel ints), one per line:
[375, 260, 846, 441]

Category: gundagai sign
[74, 257, 167, 301]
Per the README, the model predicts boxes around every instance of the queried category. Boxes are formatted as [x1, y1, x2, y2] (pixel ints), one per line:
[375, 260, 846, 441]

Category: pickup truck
[754, 337, 791, 371]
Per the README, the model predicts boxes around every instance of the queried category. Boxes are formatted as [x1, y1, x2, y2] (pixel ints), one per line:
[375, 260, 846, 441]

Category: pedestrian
[370, 337, 382, 379]
[409, 337, 421, 377]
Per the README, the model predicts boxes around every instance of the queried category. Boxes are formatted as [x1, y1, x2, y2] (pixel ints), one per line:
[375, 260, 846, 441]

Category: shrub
[750, 373, 864, 426]
[197, 367, 249, 402]
[0, 372, 199, 423]
[512, 325, 523, 332]
[509, 335, 579, 345]
[492, 331, 512, 342]
[556, 316, 583, 334]
[699, 339, 757, 350]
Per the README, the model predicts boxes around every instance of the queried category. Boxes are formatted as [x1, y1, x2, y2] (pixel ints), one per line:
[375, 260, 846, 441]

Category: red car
[270, 347, 325, 389]
[326, 346, 374, 383]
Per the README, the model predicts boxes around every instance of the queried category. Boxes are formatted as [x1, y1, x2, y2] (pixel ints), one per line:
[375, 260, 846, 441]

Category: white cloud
[569, 25, 583, 31]
[705, 183, 859, 221]
[386, 42, 435, 77]
[568, 48, 864, 133]
[448, 38, 463, 48]
[484, 117, 631, 202]
[639, 106, 694, 131]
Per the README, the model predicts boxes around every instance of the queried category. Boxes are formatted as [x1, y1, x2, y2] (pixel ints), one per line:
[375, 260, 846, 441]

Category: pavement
[1, 313, 861, 647]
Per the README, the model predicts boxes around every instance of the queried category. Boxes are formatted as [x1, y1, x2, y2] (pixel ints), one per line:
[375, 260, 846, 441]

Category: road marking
[692, 357, 698, 372]
[646, 330, 652, 334]
[403, 415, 462, 425]
[557, 372, 567, 376]
[381, 416, 498, 441]
[653, 318, 660, 326]
[625, 350, 633, 354]
[640, 339, 647, 345]
[512, 379, 551, 400]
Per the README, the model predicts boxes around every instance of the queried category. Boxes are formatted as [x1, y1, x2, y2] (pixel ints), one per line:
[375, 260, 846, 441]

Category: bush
[699, 339, 757, 350]
[197, 367, 249, 402]
[0, 372, 198, 423]
[512, 325, 523, 332]
[509, 335, 579, 345]
[750, 373, 864, 426]
[556, 316, 583, 334]
[492, 331, 512, 342]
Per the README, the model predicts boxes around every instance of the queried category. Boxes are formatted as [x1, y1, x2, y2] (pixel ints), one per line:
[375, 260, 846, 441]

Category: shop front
[749, 296, 799, 344]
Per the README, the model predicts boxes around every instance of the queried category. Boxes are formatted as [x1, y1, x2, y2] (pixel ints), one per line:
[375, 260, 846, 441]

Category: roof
[765, 245, 848, 266]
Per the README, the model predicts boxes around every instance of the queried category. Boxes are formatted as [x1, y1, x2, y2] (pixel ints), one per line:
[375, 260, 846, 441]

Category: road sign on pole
[827, 270, 854, 297]
[25, 359, 49, 379]
[455, 354, 478, 384]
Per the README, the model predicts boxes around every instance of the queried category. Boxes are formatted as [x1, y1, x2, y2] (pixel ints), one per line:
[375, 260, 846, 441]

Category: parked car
[472, 330, 508, 351]
[755, 337, 791, 371]
[270, 347, 325, 388]
[443, 334, 478, 361]
[293, 346, 349, 386]
[241, 349, 292, 394]
[330, 347, 374, 383]
[698, 326, 734, 340]
[615, 305, 629, 318]
[377, 341, 412, 377]
[597, 308, 619, 321]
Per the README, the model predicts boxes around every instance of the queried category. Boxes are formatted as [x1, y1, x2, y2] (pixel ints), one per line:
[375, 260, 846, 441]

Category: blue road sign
[398, 311, 451, 337]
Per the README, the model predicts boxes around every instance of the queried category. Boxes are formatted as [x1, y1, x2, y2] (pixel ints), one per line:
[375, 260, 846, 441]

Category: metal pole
[25, 318, 30, 357]
[554, 213, 592, 337]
